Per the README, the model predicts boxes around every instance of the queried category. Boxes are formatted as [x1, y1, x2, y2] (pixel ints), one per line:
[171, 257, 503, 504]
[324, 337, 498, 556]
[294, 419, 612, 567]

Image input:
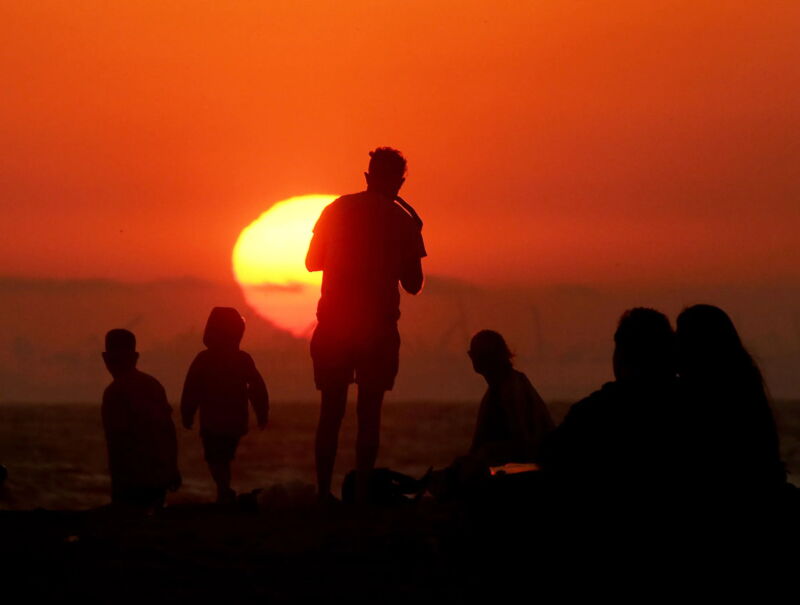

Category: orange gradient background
[2, 1, 799, 289]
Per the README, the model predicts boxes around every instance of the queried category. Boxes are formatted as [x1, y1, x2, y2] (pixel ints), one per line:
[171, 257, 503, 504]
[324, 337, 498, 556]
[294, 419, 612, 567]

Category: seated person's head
[468, 330, 513, 377]
[613, 308, 675, 383]
[676, 304, 755, 382]
[203, 307, 246, 350]
[365, 147, 406, 199]
[103, 329, 138, 377]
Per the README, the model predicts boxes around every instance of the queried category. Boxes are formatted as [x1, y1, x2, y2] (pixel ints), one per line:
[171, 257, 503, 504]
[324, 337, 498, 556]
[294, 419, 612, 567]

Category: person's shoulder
[510, 370, 545, 397]
[314, 192, 360, 227]
[190, 349, 211, 365]
[336, 191, 365, 203]
[102, 380, 121, 403]
[327, 192, 363, 212]
[389, 201, 419, 229]
[236, 350, 255, 365]
[510, 369, 533, 386]
[568, 382, 617, 416]
[501, 369, 532, 393]
[134, 370, 166, 391]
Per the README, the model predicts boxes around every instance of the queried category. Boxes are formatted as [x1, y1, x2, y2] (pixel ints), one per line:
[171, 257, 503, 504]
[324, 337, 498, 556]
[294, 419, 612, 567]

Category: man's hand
[394, 196, 423, 230]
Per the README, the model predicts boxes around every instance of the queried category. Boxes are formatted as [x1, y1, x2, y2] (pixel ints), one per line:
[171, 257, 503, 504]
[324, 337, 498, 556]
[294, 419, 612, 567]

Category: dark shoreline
[3, 490, 798, 602]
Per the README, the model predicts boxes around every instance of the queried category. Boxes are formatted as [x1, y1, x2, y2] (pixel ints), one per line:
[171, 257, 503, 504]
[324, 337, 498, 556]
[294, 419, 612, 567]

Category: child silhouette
[181, 307, 269, 504]
[101, 329, 181, 510]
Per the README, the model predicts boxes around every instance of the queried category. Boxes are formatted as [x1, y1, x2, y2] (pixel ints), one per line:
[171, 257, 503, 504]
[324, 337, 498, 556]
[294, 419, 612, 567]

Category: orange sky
[2, 1, 799, 286]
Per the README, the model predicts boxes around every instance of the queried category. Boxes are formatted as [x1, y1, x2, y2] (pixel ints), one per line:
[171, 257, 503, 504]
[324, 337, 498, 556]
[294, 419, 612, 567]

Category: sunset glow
[232, 194, 336, 336]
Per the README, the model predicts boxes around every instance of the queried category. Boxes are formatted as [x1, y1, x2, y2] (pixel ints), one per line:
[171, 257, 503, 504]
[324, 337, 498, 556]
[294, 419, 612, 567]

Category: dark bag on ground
[342, 468, 426, 506]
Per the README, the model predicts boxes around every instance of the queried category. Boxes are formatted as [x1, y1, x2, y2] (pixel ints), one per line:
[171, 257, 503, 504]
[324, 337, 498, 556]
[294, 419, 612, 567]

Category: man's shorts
[311, 322, 400, 391]
[201, 432, 241, 464]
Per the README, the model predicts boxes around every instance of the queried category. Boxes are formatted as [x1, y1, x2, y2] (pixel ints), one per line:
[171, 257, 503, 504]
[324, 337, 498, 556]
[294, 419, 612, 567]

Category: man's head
[613, 308, 675, 383]
[102, 329, 138, 377]
[468, 330, 514, 377]
[364, 147, 406, 200]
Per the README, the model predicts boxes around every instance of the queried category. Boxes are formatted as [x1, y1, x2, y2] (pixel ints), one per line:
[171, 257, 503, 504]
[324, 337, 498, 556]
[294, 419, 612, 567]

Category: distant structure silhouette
[543, 308, 677, 497]
[468, 330, 554, 466]
[181, 307, 269, 504]
[101, 329, 180, 509]
[676, 304, 786, 497]
[306, 147, 427, 503]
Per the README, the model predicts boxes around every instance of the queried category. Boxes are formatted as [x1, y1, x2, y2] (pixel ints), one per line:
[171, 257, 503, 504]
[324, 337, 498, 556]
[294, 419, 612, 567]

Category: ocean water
[0, 400, 797, 510]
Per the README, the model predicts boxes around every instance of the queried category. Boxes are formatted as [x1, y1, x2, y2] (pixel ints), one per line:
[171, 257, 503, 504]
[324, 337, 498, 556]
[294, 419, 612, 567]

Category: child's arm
[243, 353, 269, 429]
[156, 382, 181, 489]
[180, 354, 204, 430]
[101, 386, 133, 474]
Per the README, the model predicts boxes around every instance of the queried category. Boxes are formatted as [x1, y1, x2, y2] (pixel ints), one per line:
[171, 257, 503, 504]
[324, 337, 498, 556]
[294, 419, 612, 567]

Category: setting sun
[232, 194, 337, 337]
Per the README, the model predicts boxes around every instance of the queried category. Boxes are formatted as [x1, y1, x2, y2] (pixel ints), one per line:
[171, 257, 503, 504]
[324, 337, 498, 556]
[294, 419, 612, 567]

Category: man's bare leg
[315, 385, 348, 500]
[355, 386, 385, 504]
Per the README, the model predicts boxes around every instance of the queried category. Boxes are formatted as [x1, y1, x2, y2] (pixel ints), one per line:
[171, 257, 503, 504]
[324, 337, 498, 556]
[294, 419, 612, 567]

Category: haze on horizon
[2, 1, 799, 289]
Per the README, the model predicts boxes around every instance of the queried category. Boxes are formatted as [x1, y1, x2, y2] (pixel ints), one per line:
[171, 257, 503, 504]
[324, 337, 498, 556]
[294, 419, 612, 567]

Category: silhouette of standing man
[306, 147, 426, 503]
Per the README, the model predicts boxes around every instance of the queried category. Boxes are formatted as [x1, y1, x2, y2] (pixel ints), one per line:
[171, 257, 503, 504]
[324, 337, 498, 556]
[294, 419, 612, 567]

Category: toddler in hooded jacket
[181, 307, 269, 503]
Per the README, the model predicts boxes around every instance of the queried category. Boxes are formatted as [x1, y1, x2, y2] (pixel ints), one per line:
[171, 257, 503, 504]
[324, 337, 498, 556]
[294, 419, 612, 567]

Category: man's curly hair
[368, 147, 407, 180]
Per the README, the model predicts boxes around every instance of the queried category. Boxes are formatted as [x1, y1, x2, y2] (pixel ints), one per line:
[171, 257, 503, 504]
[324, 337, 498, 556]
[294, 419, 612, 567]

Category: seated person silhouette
[542, 308, 677, 497]
[101, 329, 180, 510]
[306, 147, 426, 504]
[676, 304, 786, 498]
[428, 331, 553, 500]
[469, 330, 554, 467]
[181, 307, 269, 504]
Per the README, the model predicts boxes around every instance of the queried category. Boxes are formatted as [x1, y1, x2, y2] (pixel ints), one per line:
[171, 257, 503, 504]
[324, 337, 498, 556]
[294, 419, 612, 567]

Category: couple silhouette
[543, 306, 786, 504]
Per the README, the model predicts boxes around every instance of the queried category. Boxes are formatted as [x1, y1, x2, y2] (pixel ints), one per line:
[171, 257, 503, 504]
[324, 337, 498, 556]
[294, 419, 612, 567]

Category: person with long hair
[676, 304, 786, 496]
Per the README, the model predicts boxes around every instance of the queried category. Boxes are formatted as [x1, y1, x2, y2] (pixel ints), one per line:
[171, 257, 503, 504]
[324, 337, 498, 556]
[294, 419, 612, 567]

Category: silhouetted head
[203, 307, 245, 350]
[364, 147, 406, 200]
[102, 329, 139, 377]
[613, 308, 675, 383]
[468, 330, 514, 378]
[676, 304, 764, 388]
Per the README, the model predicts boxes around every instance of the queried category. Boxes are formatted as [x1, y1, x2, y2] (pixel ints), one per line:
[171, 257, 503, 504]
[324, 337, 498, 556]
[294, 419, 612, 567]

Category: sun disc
[233, 194, 337, 337]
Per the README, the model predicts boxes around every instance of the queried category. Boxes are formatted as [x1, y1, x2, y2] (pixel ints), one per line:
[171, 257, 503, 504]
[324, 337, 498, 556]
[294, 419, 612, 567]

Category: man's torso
[314, 191, 426, 331]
